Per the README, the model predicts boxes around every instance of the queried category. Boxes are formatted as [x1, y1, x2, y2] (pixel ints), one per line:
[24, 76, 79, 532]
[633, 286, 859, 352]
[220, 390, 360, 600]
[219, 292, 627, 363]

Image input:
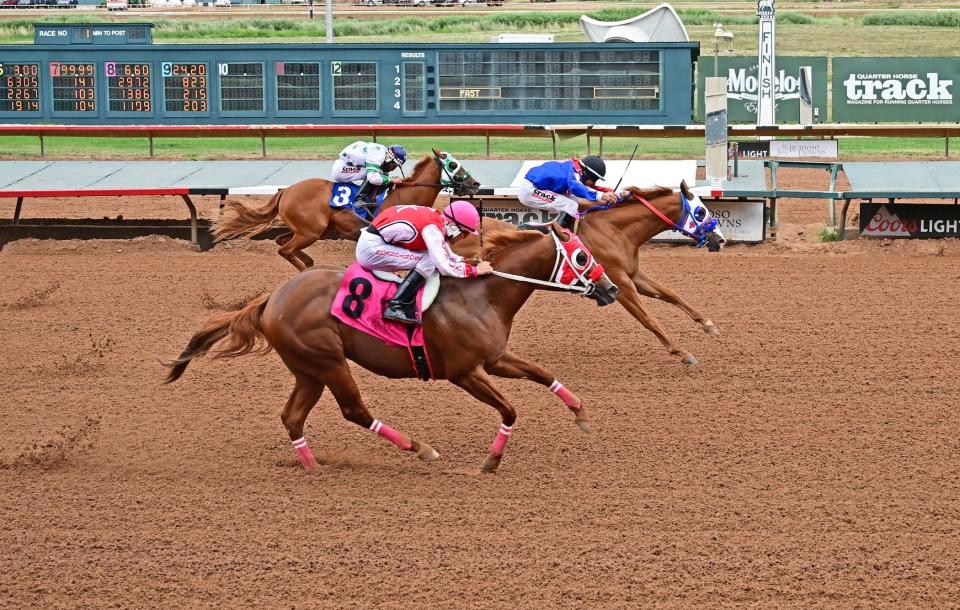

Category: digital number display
[162, 62, 208, 113]
[219, 62, 264, 112]
[402, 62, 424, 113]
[276, 62, 320, 112]
[106, 62, 151, 113]
[438, 50, 661, 112]
[50, 62, 96, 113]
[332, 61, 377, 112]
[0, 63, 40, 112]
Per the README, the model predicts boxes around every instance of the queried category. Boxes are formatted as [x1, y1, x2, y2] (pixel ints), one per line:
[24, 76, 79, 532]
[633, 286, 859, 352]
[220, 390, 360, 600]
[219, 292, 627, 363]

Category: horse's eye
[574, 250, 589, 268]
[694, 207, 707, 222]
[449, 161, 459, 171]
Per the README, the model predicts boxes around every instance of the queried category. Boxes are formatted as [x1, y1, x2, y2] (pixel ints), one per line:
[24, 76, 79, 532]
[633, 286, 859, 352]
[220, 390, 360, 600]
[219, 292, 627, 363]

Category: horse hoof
[417, 444, 440, 462]
[480, 453, 501, 473]
[703, 321, 721, 336]
[575, 418, 593, 434]
[682, 354, 699, 366]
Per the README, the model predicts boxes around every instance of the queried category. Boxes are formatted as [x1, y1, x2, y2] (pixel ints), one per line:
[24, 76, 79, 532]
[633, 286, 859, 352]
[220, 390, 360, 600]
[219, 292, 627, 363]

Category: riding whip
[613, 144, 640, 192]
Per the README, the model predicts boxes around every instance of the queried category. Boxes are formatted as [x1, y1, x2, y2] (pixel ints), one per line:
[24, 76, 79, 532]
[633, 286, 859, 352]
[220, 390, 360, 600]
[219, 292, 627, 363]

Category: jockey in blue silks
[518, 155, 621, 231]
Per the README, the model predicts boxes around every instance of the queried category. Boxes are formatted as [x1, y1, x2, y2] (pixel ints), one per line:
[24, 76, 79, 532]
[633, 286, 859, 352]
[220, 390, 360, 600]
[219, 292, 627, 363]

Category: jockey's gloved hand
[475, 261, 494, 276]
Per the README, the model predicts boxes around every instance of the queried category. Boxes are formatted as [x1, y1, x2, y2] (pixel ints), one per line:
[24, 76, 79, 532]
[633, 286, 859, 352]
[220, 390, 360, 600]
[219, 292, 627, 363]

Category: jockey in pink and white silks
[355, 201, 493, 325]
[331, 141, 408, 210]
[518, 155, 620, 231]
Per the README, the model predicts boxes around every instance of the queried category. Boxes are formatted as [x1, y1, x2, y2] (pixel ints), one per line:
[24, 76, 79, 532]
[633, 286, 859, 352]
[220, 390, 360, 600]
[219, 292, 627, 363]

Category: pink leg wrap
[370, 419, 413, 451]
[490, 423, 513, 457]
[550, 380, 581, 410]
[292, 437, 317, 471]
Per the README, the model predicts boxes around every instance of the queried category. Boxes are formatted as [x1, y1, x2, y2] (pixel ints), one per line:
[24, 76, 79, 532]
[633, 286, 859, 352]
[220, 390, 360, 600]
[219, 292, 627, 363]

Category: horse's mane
[402, 155, 434, 181]
[476, 228, 544, 261]
[622, 186, 673, 202]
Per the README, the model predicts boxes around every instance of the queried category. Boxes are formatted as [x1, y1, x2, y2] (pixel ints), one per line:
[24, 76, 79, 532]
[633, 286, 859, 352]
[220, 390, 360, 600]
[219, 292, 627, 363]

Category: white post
[799, 66, 813, 125]
[326, 0, 333, 42]
[756, 0, 776, 129]
[705, 77, 728, 187]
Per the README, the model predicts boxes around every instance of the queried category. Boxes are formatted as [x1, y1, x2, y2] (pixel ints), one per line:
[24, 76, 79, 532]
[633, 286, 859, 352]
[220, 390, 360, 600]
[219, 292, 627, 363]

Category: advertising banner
[650, 199, 765, 243]
[833, 57, 960, 122]
[698, 56, 828, 122]
[860, 203, 960, 238]
[734, 140, 838, 159]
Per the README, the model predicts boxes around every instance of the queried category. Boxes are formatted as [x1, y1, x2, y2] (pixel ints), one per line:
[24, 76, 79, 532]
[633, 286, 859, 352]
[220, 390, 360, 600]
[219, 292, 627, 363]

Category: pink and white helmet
[442, 200, 481, 235]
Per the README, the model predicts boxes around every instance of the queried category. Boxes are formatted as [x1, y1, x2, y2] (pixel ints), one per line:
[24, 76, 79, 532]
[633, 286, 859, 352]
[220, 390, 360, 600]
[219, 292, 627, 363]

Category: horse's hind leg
[484, 351, 592, 433]
[280, 374, 326, 471]
[277, 231, 318, 271]
[632, 267, 720, 336]
[324, 364, 439, 463]
[451, 367, 518, 474]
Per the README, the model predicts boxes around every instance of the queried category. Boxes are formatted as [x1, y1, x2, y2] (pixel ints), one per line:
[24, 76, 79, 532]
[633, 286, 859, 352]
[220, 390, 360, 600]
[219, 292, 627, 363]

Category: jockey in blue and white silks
[518, 155, 620, 230]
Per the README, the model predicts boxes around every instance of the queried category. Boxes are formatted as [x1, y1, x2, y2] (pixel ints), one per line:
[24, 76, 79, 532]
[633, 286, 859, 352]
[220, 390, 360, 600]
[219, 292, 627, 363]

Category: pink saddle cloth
[331, 262, 426, 349]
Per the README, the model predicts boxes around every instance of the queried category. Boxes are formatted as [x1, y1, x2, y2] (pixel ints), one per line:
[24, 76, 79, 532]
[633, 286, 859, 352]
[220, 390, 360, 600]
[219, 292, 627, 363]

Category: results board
[0, 41, 699, 124]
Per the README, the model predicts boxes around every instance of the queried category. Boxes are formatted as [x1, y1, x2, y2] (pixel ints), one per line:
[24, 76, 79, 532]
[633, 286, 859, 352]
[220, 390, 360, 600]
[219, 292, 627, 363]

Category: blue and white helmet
[387, 144, 407, 166]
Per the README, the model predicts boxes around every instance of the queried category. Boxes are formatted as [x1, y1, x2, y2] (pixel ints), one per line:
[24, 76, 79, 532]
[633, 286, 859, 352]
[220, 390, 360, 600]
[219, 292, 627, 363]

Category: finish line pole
[326, 0, 333, 42]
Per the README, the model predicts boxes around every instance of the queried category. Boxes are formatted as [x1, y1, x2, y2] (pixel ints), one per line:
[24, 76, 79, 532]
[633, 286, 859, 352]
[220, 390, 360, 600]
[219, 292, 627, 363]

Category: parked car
[0, 0, 22, 8]
[213, 0, 230, 6]
[106, 0, 128, 10]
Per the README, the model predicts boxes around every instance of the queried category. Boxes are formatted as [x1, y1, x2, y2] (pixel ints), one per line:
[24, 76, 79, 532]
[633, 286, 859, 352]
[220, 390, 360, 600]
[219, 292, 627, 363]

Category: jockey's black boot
[383, 271, 426, 326]
[354, 179, 378, 214]
[555, 212, 578, 231]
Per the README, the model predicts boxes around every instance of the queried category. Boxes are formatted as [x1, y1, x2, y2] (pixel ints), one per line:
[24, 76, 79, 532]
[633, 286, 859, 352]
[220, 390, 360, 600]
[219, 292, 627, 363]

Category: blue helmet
[387, 144, 407, 165]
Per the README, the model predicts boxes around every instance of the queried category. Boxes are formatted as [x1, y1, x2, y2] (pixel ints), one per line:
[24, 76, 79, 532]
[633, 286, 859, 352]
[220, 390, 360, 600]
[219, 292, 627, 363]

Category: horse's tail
[212, 190, 283, 242]
[162, 293, 273, 384]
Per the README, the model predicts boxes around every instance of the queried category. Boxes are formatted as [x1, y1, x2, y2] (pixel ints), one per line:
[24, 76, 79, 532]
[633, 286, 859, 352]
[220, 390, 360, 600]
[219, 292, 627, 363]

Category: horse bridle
[434, 151, 480, 196]
[489, 228, 602, 297]
[387, 152, 479, 197]
[584, 190, 717, 248]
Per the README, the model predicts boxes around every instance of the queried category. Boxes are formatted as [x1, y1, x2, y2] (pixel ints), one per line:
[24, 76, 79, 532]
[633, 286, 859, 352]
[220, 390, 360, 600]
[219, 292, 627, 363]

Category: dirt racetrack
[3, 196, 960, 607]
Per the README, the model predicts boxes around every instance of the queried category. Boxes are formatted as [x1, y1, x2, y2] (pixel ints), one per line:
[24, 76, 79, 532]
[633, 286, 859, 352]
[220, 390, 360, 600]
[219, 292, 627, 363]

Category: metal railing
[0, 122, 957, 158]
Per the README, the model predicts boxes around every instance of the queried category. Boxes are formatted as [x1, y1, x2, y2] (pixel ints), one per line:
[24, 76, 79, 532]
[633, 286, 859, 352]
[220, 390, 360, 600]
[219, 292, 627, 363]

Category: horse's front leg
[484, 351, 591, 433]
[632, 266, 720, 336]
[608, 269, 699, 366]
[451, 367, 518, 474]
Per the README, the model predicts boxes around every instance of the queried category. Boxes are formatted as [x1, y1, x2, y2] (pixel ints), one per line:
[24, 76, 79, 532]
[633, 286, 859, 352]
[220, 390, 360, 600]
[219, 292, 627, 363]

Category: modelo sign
[697, 57, 828, 122]
[833, 58, 959, 122]
[860, 203, 960, 238]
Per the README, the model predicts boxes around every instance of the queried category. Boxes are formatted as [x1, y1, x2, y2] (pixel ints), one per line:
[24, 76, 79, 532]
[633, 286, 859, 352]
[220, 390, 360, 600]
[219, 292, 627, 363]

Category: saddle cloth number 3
[332, 185, 353, 208]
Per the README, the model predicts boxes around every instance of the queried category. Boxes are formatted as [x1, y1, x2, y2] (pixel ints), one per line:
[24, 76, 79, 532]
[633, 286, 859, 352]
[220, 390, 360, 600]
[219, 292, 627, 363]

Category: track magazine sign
[860, 203, 960, 238]
[833, 58, 959, 122]
[697, 56, 828, 122]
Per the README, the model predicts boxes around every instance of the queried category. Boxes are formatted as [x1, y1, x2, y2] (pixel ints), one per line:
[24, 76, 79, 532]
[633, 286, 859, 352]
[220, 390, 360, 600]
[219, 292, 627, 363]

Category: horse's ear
[680, 180, 692, 197]
[432, 147, 442, 158]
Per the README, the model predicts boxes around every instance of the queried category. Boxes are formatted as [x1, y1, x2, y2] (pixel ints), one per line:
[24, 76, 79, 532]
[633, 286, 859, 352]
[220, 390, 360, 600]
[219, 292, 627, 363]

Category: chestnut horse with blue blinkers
[458, 180, 727, 365]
